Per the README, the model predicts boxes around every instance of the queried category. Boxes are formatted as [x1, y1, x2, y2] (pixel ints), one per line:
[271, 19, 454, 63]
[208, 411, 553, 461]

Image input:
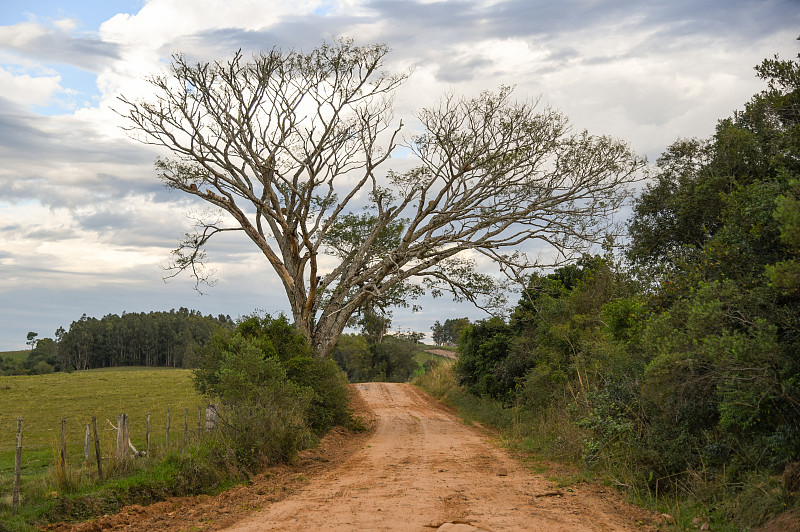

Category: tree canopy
[118, 39, 643, 357]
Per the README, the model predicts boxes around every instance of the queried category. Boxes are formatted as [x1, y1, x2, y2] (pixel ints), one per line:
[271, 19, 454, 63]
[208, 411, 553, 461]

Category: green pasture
[1, 350, 29, 363]
[414, 349, 449, 365]
[429, 345, 458, 352]
[0, 368, 203, 484]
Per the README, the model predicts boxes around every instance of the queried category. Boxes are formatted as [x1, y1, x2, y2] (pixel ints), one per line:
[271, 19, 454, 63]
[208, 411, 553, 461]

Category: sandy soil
[48, 383, 656, 531]
[224, 383, 654, 531]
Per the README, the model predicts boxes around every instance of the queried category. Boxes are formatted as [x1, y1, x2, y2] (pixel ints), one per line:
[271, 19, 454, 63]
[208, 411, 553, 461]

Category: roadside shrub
[454, 317, 516, 400]
[285, 355, 351, 433]
[332, 334, 372, 381]
[193, 313, 351, 471]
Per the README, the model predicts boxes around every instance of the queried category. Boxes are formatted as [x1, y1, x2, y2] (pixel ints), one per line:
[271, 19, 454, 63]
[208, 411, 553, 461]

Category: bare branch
[118, 40, 643, 358]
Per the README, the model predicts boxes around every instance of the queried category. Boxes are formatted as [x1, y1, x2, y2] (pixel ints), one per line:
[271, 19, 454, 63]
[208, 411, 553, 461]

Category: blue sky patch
[0, 0, 144, 28]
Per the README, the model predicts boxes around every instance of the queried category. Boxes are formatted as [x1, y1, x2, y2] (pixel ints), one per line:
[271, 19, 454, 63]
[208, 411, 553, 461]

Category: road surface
[224, 382, 651, 531]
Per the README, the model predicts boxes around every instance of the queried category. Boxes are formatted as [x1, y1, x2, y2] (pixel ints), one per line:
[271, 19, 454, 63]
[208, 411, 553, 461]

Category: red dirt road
[50, 383, 654, 531]
[223, 383, 652, 531]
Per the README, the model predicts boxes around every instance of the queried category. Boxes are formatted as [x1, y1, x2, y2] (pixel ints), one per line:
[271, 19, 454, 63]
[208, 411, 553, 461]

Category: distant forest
[4, 309, 234, 374]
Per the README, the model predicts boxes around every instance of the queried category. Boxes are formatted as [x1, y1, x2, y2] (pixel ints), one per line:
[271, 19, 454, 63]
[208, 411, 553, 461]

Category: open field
[423, 347, 458, 360]
[1, 350, 29, 363]
[0, 367, 203, 482]
[414, 348, 450, 365]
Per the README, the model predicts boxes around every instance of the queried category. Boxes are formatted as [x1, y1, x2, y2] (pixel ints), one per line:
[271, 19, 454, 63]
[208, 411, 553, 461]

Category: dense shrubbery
[193, 314, 352, 471]
[332, 333, 420, 382]
[446, 46, 800, 529]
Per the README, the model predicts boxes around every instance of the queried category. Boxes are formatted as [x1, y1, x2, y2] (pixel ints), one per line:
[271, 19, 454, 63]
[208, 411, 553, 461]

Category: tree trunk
[308, 307, 353, 359]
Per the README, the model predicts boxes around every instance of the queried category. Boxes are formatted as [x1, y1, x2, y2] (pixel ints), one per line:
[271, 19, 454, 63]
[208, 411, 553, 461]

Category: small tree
[26, 331, 38, 351]
[119, 39, 643, 358]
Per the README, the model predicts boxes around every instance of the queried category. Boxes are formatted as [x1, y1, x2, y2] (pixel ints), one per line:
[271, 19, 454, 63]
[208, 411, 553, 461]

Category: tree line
[5, 308, 234, 374]
[449, 45, 800, 527]
[430, 318, 470, 346]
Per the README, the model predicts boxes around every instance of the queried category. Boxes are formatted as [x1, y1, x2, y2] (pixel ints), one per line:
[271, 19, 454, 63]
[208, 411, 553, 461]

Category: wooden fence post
[183, 408, 188, 442]
[122, 414, 130, 456]
[116, 413, 131, 457]
[166, 408, 170, 450]
[146, 412, 151, 456]
[92, 416, 103, 481]
[60, 417, 67, 481]
[84, 423, 91, 461]
[12, 416, 22, 516]
[205, 404, 218, 431]
[197, 405, 202, 437]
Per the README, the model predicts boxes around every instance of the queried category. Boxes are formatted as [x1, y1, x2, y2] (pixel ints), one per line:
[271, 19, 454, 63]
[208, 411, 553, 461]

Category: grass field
[0, 350, 29, 363]
[0, 367, 203, 484]
[414, 349, 450, 365]
[427, 345, 458, 351]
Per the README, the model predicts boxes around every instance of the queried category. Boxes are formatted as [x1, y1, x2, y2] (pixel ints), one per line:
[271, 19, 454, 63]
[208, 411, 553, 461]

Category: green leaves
[192, 314, 350, 469]
[323, 212, 405, 262]
[767, 180, 800, 294]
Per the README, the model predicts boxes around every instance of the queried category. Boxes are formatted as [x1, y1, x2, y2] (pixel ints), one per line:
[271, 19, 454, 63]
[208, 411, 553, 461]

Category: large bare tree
[118, 40, 643, 358]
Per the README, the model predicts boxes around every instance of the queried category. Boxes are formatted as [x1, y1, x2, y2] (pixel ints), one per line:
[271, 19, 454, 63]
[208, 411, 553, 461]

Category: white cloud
[0, 65, 60, 107]
[0, 21, 48, 48]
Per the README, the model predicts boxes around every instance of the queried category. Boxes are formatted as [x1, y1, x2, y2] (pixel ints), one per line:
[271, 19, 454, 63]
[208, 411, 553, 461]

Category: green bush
[454, 317, 516, 400]
[285, 355, 351, 432]
[193, 314, 351, 471]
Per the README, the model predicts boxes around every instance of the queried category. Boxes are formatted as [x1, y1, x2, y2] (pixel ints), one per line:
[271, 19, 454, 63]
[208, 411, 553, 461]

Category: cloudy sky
[0, 0, 797, 350]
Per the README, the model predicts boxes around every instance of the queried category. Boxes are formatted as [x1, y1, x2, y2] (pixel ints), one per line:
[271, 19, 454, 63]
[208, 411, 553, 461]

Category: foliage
[442, 42, 800, 531]
[766, 179, 800, 293]
[37, 308, 234, 373]
[119, 39, 643, 359]
[455, 255, 630, 405]
[332, 332, 420, 383]
[25, 332, 38, 350]
[284, 355, 352, 433]
[430, 317, 470, 346]
[195, 331, 314, 469]
[331, 334, 373, 382]
[453, 317, 517, 400]
[368, 335, 420, 382]
[623, 42, 800, 478]
[193, 314, 351, 470]
[352, 305, 393, 346]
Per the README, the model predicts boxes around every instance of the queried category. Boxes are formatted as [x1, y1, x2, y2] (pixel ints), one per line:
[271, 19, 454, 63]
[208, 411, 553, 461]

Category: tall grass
[414, 361, 585, 462]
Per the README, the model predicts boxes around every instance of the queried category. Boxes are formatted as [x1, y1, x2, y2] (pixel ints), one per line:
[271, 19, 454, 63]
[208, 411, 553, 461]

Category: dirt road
[51, 383, 653, 531]
[224, 383, 652, 531]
